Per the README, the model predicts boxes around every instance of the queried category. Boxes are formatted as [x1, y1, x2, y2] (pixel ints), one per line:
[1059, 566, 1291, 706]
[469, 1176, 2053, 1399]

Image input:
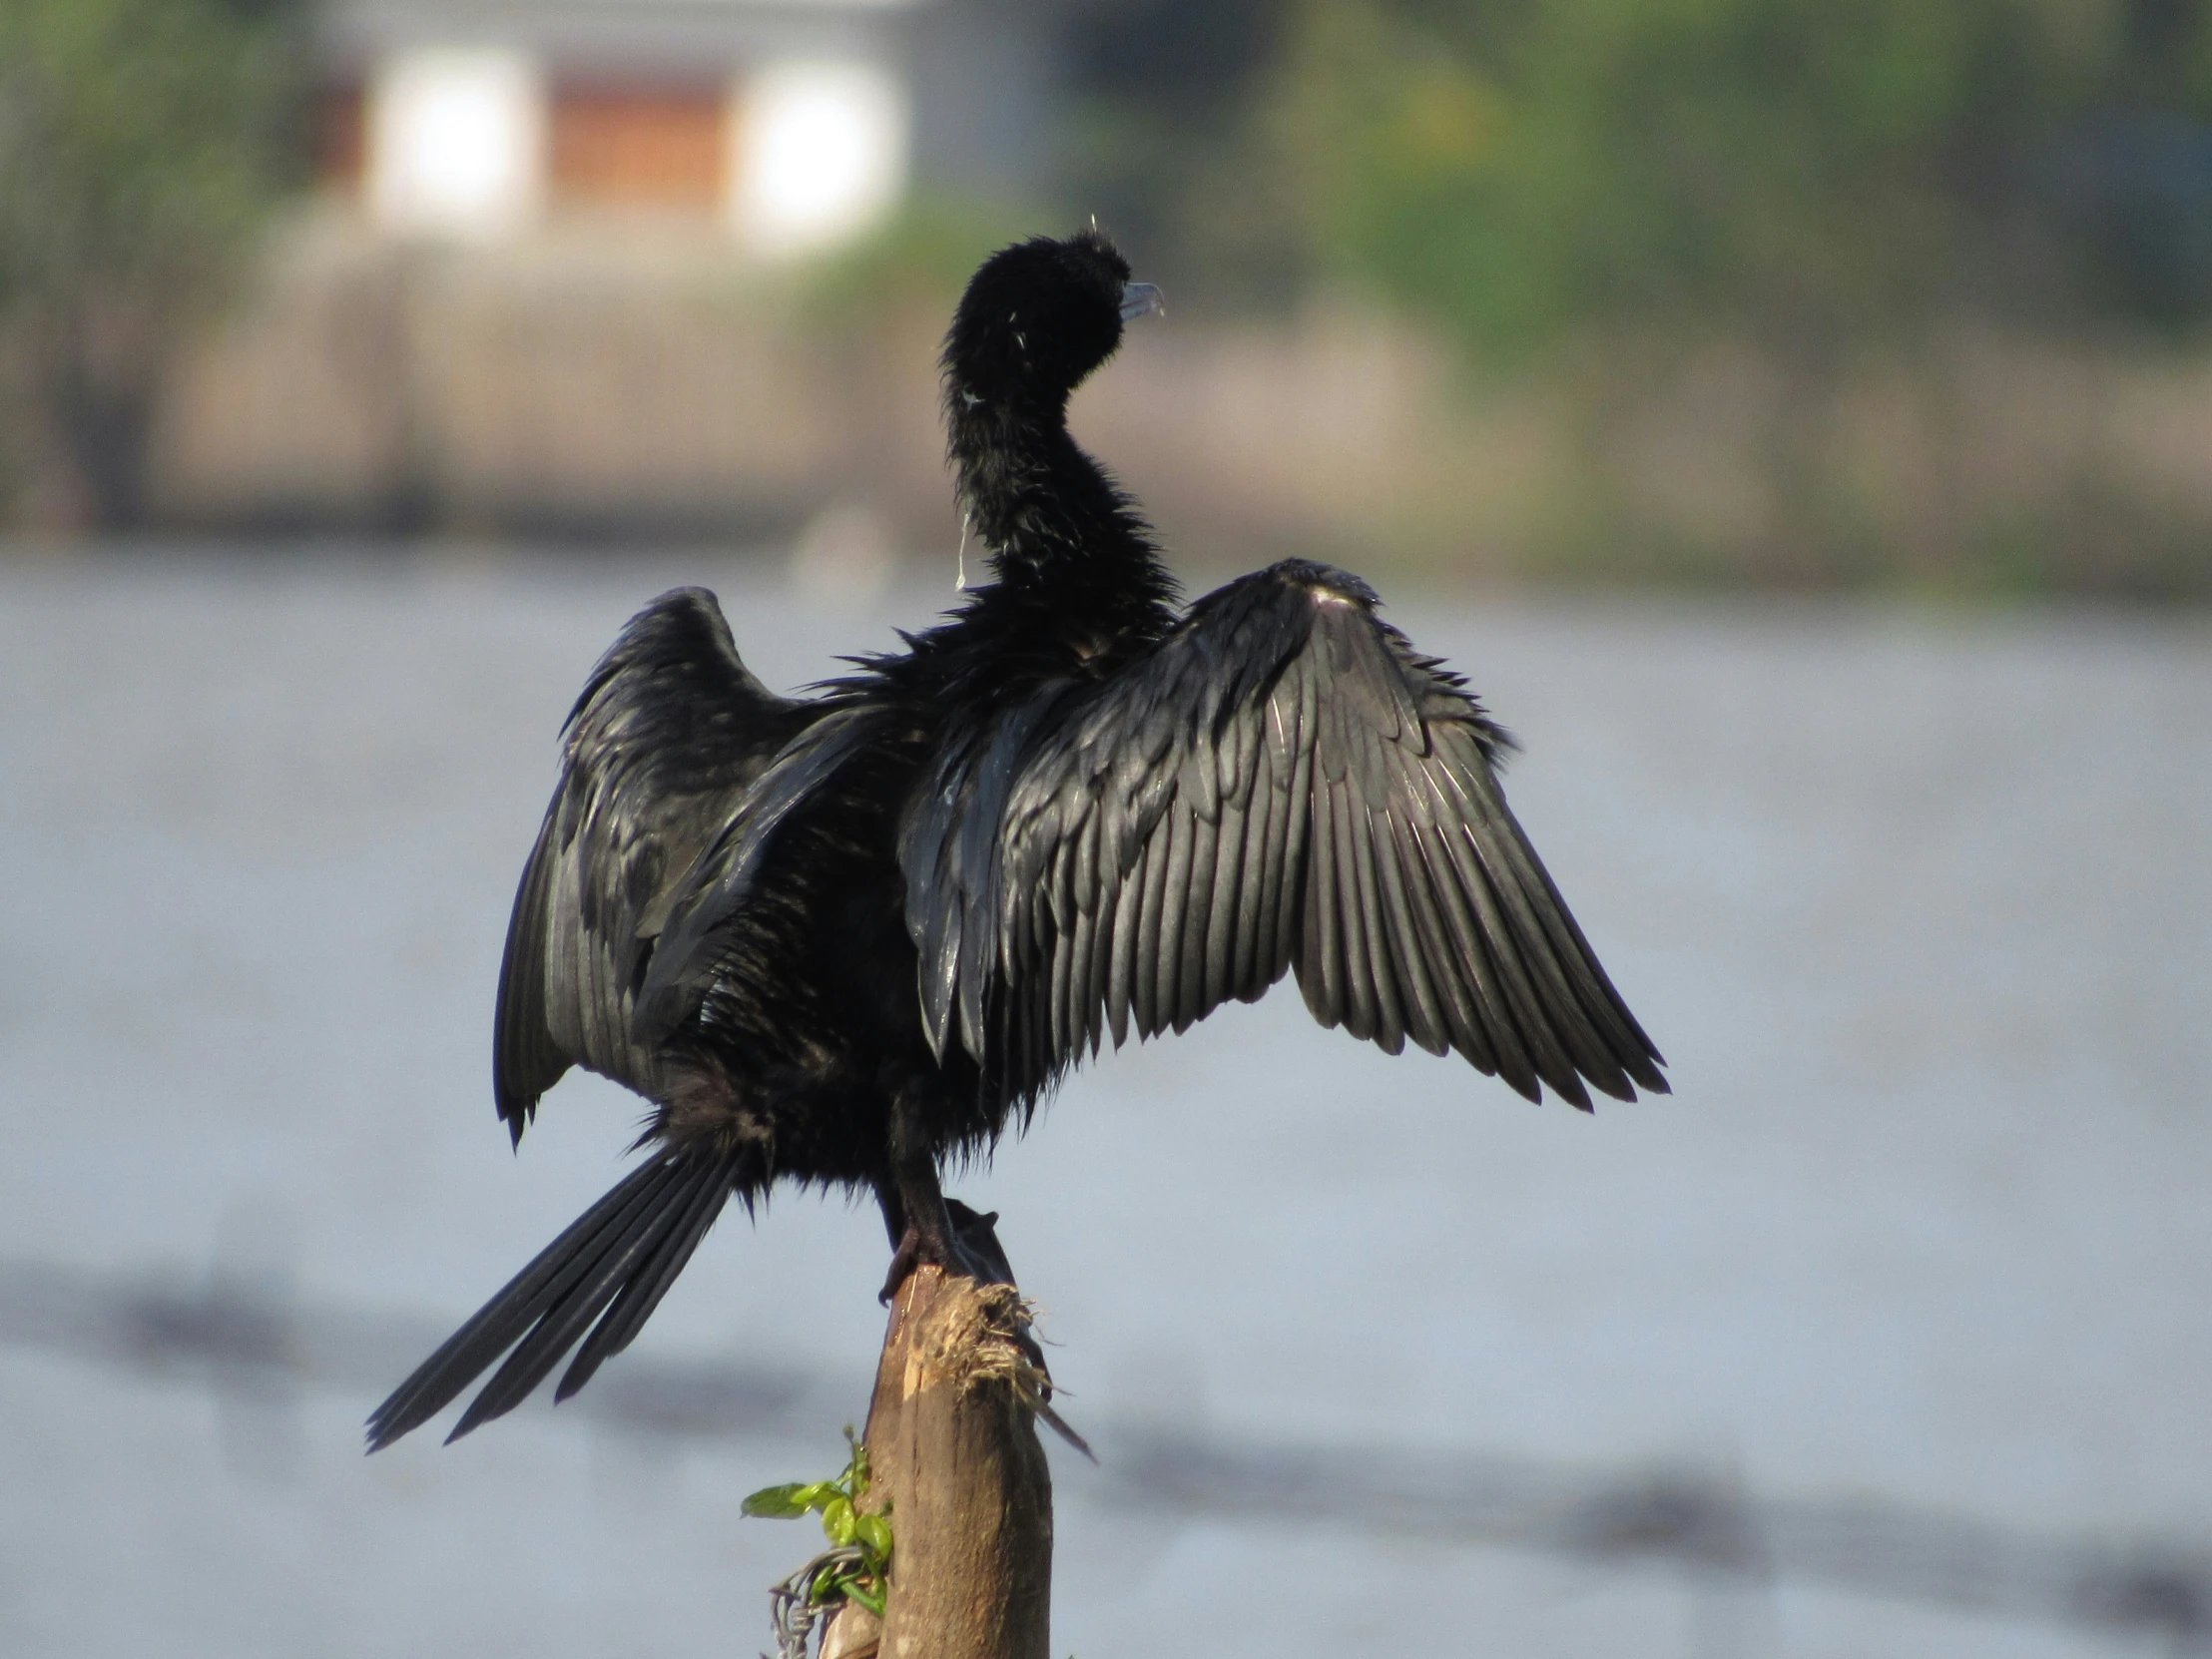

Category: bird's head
[942, 229, 1163, 415]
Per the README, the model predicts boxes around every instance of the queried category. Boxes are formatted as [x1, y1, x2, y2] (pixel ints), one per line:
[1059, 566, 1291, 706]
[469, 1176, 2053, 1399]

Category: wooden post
[819, 1263, 1054, 1659]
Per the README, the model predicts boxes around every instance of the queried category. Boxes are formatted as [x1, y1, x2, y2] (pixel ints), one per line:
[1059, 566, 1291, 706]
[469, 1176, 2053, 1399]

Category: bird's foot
[878, 1198, 1014, 1303]
[876, 1200, 1076, 1447]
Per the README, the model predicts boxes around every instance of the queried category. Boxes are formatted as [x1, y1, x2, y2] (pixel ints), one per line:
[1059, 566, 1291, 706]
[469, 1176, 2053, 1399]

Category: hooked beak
[1118, 281, 1165, 323]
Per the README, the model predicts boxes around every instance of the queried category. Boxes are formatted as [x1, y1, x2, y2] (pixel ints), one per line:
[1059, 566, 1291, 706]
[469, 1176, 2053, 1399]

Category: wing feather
[493, 589, 813, 1140]
[1303, 761, 1346, 1028]
[1370, 791, 1447, 1057]
[1203, 796, 1246, 1010]
[1134, 821, 1171, 1037]
[1397, 814, 1489, 1065]
[1178, 806, 1218, 1030]
[1233, 735, 1276, 997]
[899, 560, 1666, 1111]
[1106, 844, 1142, 1047]
[1156, 796, 1196, 1033]
[1274, 703, 1315, 983]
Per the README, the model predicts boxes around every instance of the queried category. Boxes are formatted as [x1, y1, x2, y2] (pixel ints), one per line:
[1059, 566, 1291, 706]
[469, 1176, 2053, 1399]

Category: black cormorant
[366, 231, 1666, 1451]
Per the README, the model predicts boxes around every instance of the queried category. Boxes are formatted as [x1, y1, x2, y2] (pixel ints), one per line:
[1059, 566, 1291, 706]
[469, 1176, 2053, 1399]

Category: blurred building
[313, 0, 1054, 255]
[143, 0, 1086, 541]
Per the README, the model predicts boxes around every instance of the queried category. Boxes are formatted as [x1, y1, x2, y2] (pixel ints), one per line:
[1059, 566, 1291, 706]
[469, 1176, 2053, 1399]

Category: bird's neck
[945, 391, 1176, 628]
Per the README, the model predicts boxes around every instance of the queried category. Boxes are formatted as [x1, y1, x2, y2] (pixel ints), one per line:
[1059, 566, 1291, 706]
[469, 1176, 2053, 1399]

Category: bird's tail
[366, 1148, 738, 1450]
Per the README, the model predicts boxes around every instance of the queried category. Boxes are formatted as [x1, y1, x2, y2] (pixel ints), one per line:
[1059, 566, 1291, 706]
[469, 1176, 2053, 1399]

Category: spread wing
[493, 587, 815, 1140]
[902, 560, 1667, 1110]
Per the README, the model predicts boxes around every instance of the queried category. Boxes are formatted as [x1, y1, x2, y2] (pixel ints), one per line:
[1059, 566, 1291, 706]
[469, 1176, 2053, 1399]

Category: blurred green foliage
[0, 0, 300, 526]
[1069, 0, 2212, 592]
[1080, 0, 2212, 350]
[1299, 0, 2212, 355]
[1062, 0, 1297, 307]
[799, 194, 1045, 325]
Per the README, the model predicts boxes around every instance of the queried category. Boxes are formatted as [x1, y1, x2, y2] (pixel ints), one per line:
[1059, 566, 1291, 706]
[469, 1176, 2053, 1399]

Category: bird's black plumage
[366, 230, 1666, 1451]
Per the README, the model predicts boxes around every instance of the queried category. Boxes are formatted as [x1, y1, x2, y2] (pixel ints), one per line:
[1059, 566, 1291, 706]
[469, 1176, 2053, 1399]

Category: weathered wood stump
[819, 1263, 1054, 1659]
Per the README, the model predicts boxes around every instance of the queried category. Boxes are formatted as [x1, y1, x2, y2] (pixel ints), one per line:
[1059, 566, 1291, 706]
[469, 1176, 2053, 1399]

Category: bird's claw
[878, 1200, 1014, 1302]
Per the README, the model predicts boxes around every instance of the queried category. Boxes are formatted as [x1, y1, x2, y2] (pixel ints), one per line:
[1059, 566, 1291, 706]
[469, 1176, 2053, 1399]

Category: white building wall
[728, 59, 909, 258]
[365, 47, 548, 240]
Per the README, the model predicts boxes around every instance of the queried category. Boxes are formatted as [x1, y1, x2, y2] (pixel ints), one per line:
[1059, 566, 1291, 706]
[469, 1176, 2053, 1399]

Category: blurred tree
[1068, 2, 2206, 342]
[1059, 0, 1296, 302]
[1260, 0, 2145, 355]
[1061, 0, 2212, 587]
[0, 0, 301, 530]
[1066, 0, 2212, 343]
[2051, 0, 2212, 324]
[1234, 0, 2212, 581]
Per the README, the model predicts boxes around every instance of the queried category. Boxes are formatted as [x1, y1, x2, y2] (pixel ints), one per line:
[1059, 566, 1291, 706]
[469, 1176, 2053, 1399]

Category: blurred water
[0, 546, 2206, 1658]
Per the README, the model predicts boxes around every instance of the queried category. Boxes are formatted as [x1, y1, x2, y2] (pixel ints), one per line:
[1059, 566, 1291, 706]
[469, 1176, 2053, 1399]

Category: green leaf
[741, 1483, 812, 1519]
[844, 1579, 887, 1618]
[853, 1513, 893, 1563]
[820, 1493, 856, 1547]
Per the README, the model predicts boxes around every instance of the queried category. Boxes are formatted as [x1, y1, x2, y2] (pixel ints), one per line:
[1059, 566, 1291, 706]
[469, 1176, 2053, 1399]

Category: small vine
[744, 1427, 893, 1617]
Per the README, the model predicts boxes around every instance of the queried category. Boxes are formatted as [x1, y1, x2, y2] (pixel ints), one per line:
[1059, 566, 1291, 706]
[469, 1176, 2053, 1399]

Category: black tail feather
[364, 1150, 735, 1451]
[364, 1155, 683, 1449]
[441, 1170, 701, 1443]
[556, 1162, 732, 1401]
